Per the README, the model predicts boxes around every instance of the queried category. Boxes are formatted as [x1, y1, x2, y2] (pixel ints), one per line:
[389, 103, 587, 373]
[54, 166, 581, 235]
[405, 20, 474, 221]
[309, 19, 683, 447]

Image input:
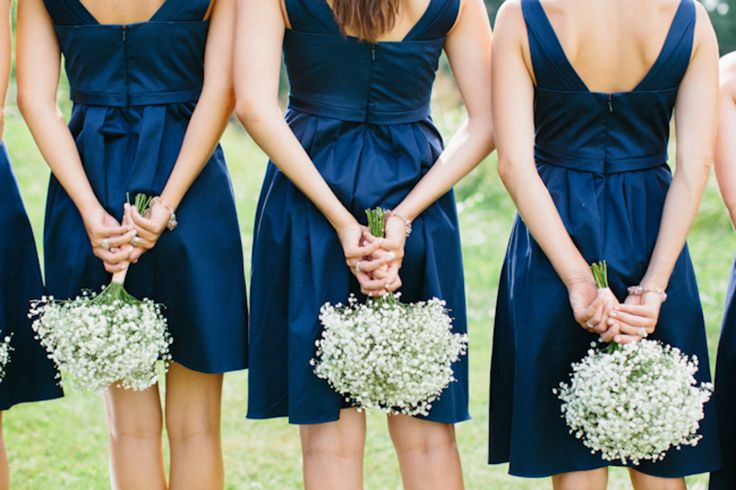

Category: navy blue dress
[248, 0, 468, 425]
[42, 0, 247, 374]
[711, 263, 736, 489]
[0, 144, 63, 410]
[489, 0, 721, 478]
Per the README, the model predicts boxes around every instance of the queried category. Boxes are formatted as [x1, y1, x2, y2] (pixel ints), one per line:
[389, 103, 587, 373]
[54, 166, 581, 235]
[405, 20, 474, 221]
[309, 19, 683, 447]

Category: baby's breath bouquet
[312, 208, 468, 416]
[555, 261, 712, 464]
[30, 194, 172, 393]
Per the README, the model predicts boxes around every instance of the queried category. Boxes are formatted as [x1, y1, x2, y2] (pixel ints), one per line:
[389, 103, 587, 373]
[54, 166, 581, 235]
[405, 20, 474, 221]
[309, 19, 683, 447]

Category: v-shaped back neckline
[531, 0, 688, 94]
[314, 0, 437, 43]
[74, 0, 172, 26]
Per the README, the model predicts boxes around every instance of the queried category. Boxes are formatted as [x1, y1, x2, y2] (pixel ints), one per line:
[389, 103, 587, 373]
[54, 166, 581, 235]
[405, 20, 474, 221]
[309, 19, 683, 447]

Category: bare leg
[300, 408, 366, 490]
[630, 470, 686, 490]
[552, 469, 608, 490]
[104, 384, 166, 490]
[0, 413, 8, 490]
[387, 415, 463, 490]
[165, 362, 224, 490]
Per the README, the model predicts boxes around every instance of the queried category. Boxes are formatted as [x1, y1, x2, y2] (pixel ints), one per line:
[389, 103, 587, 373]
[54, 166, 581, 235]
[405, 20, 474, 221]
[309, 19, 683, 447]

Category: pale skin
[234, 0, 493, 488]
[0, 0, 10, 487]
[17, 0, 235, 488]
[714, 52, 736, 226]
[492, 0, 719, 489]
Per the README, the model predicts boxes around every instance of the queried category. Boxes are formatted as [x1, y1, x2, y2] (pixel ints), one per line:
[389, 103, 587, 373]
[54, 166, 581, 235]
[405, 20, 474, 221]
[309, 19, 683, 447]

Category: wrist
[561, 265, 596, 290]
[157, 192, 180, 213]
[328, 209, 357, 234]
[78, 198, 103, 218]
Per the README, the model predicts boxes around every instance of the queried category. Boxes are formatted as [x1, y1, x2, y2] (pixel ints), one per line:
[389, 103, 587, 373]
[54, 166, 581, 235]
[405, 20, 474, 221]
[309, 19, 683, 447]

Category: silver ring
[386, 251, 396, 261]
[101, 238, 110, 251]
[585, 320, 595, 329]
[132, 236, 141, 247]
[355, 262, 362, 274]
[637, 327, 648, 338]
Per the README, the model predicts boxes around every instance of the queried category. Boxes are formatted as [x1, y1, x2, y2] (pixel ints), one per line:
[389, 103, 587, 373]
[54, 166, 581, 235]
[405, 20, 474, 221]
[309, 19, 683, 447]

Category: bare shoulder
[720, 52, 736, 94]
[493, 0, 524, 39]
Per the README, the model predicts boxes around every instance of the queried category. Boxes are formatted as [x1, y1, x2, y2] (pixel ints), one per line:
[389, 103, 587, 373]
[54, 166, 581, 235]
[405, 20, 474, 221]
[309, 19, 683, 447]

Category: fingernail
[610, 311, 618, 318]
[614, 336, 621, 343]
[607, 319, 614, 325]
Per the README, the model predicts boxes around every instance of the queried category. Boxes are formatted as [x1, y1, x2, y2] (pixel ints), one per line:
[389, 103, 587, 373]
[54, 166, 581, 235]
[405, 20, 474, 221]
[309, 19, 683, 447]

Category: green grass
[5, 94, 732, 489]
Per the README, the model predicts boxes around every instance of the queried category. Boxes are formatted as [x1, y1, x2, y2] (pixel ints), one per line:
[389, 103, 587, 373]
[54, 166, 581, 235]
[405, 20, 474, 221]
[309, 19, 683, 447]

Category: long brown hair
[331, 0, 400, 43]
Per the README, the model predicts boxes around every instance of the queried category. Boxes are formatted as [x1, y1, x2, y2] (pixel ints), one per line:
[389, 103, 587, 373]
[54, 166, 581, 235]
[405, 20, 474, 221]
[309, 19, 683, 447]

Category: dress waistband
[535, 146, 669, 174]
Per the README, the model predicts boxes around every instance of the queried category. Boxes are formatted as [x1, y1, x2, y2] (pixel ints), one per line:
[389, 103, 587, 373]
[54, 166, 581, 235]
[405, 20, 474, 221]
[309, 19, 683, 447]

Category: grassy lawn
[4, 86, 732, 489]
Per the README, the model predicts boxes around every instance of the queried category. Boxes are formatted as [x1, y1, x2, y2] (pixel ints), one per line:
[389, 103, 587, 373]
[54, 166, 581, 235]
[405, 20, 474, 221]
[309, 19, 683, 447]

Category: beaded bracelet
[386, 210, 413, 237]
[153, 196, 178, 231]
[627, 285, 668, 302]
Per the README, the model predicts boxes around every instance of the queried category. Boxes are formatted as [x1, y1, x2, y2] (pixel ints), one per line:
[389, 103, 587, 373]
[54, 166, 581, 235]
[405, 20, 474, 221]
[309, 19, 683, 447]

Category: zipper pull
[371, 45, 376, 61]
[607, 94, 613, 113]
[122, 25, 127, 41]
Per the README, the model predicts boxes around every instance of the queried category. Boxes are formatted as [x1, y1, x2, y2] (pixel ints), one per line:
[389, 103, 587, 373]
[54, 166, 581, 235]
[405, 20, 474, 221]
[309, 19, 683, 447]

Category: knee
[300, 428, 363, 460]
[108, 413, 162, 441]
[389, 420, 457, 457]
[166, 412, 220, 444]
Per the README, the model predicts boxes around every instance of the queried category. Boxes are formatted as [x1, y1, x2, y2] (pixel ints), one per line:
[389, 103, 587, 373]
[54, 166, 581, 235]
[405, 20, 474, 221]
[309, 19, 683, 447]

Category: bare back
[530, 0, 689, 93]
[79, 0, 167, 24]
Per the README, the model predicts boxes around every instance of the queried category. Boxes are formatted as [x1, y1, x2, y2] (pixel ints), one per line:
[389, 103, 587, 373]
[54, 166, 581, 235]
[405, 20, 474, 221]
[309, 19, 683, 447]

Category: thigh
[164, 362, 223, 431]
[105, 384, 163, 433]
[387, 414, 457, 448]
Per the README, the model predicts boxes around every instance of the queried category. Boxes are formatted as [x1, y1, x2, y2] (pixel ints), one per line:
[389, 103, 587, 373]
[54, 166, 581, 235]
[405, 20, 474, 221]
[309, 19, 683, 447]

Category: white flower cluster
[0, 334, 13, 382]
[556, 340, 712, 465]
[30, 293, 172, 393]
[312, 294, 468, 416]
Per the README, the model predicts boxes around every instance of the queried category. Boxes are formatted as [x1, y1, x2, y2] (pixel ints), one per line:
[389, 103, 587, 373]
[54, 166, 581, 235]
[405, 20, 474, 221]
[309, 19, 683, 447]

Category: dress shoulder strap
[520, 0, 586, 90]
[284, 0, 340, 33]
[404, 0, 460, 41]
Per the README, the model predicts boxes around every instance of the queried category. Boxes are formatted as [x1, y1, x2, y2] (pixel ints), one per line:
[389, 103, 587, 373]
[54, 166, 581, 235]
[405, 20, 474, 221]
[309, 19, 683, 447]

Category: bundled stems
[591, 261, 609, 289]
[110, 193, 154, 285]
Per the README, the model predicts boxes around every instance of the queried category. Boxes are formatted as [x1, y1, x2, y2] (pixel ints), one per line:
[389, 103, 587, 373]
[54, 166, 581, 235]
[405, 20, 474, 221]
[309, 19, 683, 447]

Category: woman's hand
[568, 280, 615, 335]
[337, 220, 393, 296]
[607, 291, 664, 344]
[124, 202, 170, 263]
[81, 206, 135, 273]
[370, 215, 408, 293]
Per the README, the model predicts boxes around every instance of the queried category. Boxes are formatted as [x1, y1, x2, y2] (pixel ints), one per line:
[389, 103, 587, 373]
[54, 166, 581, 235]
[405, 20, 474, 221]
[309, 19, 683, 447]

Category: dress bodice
[44, 0, 212, 107]
[521, 0, 695, 173]
[283, 0, 460, 124]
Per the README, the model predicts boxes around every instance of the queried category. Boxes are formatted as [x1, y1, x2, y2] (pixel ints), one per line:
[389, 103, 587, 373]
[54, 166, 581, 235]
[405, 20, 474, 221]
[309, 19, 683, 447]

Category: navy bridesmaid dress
[489, 0, 721, 478]
[711, 267, 736, 489]
[41, 0, 247, 373]
[248, 0, 469, 425]
[0, 143, 63, 409]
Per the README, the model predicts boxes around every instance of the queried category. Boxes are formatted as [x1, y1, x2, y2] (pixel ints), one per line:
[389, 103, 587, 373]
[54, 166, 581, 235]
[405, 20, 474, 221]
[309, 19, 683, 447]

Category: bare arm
[492, 3, 593, 288]
[492, 2, 612, 332]
[640, 4, 719, 291]
[233, 0, 386, 293]
[127, 0, 240, 258]
[0, 0, 10, 137]
[17, 0, 132, 272]
[714, 52, 736, 227]
[392, 0, 494, 222]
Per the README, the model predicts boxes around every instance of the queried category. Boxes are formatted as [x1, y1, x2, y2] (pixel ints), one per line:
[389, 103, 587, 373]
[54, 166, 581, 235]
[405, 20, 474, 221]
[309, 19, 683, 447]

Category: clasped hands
[81, 201, 172, 273]
[339, 215, 408, 296]
[569, 280, 665, 344]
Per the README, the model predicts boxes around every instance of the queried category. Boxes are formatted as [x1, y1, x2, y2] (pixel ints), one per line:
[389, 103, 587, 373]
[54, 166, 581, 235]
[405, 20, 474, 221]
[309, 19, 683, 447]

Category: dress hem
[0, 391, 64, 412]
[488, 457, 722, 479]
[247, 410, 472, 426]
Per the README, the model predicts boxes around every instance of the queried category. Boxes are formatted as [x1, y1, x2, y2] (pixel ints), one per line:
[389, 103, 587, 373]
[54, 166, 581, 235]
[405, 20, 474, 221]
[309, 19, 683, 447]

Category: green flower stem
[365, 207, 397, 306]
[591, 261, 609, 289]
